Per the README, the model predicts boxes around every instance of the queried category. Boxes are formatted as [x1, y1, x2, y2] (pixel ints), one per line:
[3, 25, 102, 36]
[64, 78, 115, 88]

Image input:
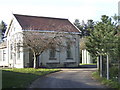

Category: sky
[0, 0, 120, 25]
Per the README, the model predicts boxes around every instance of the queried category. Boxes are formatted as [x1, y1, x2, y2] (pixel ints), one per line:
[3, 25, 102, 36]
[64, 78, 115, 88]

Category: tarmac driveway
[29, 68, 106, 88]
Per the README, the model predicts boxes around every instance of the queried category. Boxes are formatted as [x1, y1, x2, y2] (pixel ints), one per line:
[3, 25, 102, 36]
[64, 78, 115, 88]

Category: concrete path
[28, 68, 106, 88]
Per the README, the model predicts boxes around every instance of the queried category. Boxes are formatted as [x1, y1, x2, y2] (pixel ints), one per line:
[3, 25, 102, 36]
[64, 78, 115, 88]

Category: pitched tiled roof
[14, 14, 80, 33]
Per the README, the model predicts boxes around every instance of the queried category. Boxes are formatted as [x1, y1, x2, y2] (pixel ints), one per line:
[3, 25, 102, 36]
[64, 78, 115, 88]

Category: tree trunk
[33, 52, 36, 68]
[33, 52, 39, 69]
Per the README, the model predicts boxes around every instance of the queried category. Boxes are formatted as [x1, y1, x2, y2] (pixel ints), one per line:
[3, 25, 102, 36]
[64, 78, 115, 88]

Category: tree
[0, 21, 7, 38]
[11, 27, 76, 68]
[86, 15, 117, 77]
[115, 32, 120, 82]
[86, 15, 116, 56]
[74, 19, 94, 37]
[112, 14, 120, 25]
[87, 19, 94, 28]
[85, 19, 94, 36]
[74, 19, 81, 29]
[74, 19, 84, 37]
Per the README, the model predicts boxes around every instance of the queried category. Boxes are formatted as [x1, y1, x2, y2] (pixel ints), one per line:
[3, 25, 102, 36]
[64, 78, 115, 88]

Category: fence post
[107, 55, 109, 80]
[0, 69, 2, 90]
[100, 55, 102, 77]
[97, 56, 99, 70]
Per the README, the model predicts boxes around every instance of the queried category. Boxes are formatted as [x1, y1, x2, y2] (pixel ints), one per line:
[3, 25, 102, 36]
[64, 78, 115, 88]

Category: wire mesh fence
[99, 54, 120, 82]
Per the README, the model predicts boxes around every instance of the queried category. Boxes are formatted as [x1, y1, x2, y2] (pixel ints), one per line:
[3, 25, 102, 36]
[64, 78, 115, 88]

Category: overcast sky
[0, 0, 120, 25]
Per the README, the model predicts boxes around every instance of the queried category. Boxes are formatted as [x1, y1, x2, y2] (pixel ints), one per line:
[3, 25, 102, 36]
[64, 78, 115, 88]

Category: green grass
[2, 68, 60, 88]
[80, 63, 97, 65]
[92, 71, 120, 89]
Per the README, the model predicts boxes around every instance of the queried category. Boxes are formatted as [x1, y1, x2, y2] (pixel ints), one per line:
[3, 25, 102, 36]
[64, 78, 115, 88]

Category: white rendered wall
[82, 49, 92, 64]
[0, 48, 8, 66]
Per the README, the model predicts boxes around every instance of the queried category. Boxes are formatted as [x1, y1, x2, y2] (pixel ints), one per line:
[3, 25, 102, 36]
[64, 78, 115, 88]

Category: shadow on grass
[2, 70, 40, 88]
[2, 69, 60, 88]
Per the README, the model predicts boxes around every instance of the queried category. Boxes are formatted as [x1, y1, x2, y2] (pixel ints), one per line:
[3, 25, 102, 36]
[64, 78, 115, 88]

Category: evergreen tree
[0, 21, 7, 38]
[86, 15, 116, 56]
[85, 19, 94, 36]
[74, 19, 94, 37]
[112, 14, 120, 25]
[74, 19, 84, 37]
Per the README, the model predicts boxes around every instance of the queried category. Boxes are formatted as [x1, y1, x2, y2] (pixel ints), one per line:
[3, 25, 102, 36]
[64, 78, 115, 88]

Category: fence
[99, 54, 120, 82]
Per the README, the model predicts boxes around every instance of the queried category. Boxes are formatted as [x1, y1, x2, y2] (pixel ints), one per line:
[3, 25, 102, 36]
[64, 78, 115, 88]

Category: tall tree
[74, 19, 84, 37]
[74, 19, 94, 37]
[112, 14, 120, 25]
[115, 31, 120, 82]
[87, 19, 94, 29]
[86, 15, 116, 56]
[85, 15, 117, 77]
[0, 21, 7, 37]
[85, 19, 94, 36]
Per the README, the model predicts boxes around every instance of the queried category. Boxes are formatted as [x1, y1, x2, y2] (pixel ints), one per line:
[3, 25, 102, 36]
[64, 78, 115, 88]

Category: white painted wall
[1, 14, 80, 68]
[5, 15, 24, 68]
[2, 31, 80, 68]
[82, 49, 92, 64]
[7, 34, 24, 68]
[0, 48, 8, 66]
[37, 34, 80, 67]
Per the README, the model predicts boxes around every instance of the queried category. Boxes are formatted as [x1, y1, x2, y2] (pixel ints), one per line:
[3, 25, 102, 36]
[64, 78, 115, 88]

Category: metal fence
[99, 54, 119, 82]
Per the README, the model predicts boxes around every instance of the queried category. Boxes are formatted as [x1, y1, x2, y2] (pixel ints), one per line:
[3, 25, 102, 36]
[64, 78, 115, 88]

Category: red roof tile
[14, 14, 80, 33]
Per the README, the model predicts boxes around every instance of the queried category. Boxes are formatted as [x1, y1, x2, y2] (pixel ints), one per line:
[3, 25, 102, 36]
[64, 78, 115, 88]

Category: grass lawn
[92, 71, 120, 89]
[2, 68, 60, 88]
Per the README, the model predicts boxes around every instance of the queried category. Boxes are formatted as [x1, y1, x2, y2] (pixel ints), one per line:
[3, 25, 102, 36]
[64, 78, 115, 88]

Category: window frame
[66, 41, 73, 59]
[3, 50, 6, 61]
[17, 43, 20, 59]
[49, 46, 56, 60]
[10, 44, 13, 59]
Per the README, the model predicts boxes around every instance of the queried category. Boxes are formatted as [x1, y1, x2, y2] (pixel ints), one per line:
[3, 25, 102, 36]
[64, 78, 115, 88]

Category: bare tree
[10, 26, 77, 68]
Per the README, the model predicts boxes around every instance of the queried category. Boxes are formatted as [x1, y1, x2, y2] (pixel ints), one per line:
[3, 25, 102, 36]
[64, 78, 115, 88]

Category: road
[28, 68, 106, 88]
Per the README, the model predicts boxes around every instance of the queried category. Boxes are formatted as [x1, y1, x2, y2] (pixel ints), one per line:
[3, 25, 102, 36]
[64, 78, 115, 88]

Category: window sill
[49, 58, 57, 60]
[46, 61, 60, 64]
[66, 58, 73, 60]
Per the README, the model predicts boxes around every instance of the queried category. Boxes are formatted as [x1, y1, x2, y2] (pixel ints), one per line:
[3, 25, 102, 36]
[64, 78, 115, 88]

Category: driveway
[28, 68, 106, 88]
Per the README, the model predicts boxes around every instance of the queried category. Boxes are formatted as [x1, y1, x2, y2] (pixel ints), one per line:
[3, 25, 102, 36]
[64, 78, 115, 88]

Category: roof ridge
[13, 14, 68, 20]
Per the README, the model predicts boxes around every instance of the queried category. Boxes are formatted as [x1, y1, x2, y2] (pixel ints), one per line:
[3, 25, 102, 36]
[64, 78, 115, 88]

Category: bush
[109, 66, 118, 81]
[92, 71, 120, 89]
